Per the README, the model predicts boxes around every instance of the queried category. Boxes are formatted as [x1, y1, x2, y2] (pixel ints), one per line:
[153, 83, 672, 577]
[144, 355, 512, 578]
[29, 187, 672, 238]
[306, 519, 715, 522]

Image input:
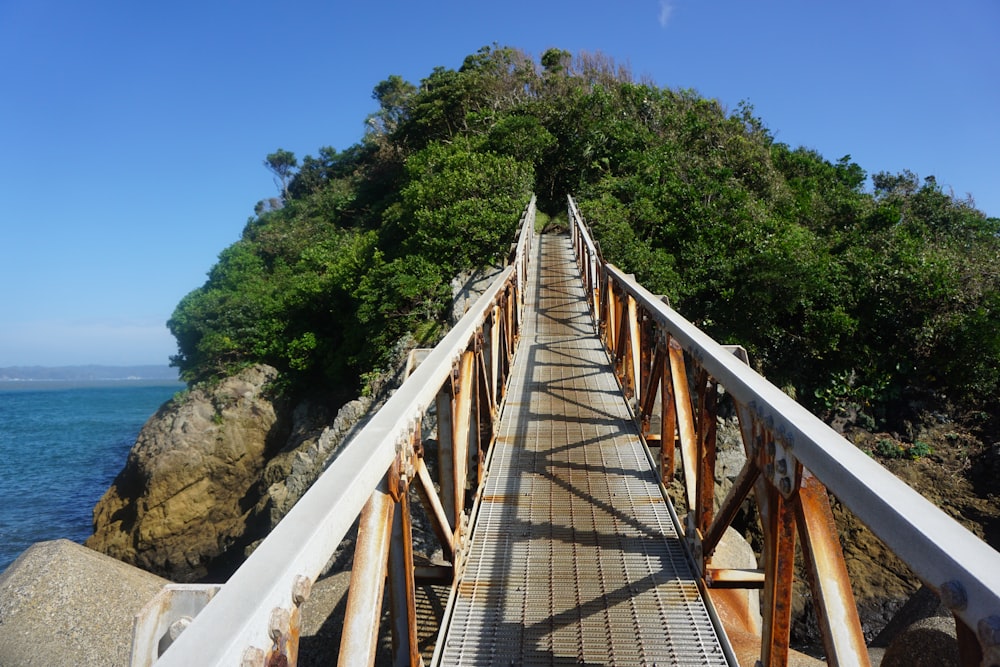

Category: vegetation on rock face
[168, 45, 1000, 431]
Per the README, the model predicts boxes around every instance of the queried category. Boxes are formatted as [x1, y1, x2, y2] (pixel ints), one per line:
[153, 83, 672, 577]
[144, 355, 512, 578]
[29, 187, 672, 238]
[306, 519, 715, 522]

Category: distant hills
[0, 365, 180, 381]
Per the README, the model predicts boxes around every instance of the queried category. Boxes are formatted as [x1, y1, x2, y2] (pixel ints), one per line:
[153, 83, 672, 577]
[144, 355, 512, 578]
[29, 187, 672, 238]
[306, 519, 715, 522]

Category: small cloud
[658, 0, 674, 27]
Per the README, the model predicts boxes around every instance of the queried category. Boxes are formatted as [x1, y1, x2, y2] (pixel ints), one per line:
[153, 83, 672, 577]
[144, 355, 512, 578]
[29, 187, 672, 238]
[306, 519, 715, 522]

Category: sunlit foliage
[168, 45, 1000, 425]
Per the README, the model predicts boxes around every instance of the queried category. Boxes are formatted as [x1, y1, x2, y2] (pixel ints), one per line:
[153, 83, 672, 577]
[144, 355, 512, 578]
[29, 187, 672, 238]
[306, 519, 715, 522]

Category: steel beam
[388, 490, 419, 667]
[795, 472, 870, 666]
[414, 458, 454, 559]
[760, 485, 796, 667]
[668, 341, 699, 509]
[339, 477, 394, 666]
[436, 384, 456, 530]
[695, 374, 718, 537]
[660, 351, 677, 483]
[452, 351, 475, 526]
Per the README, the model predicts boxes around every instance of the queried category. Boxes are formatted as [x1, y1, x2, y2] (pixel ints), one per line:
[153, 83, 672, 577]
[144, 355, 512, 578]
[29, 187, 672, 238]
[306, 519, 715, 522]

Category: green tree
[368, 75, 416, 136]
[264, 148, 298, 202]
[540, 48, 571, 75]
[388, 138, 533, 272]
[168, 44, 1000, 425]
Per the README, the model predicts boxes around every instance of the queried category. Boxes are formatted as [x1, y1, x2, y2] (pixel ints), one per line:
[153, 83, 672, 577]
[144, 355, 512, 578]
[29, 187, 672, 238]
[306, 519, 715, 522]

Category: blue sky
[1, 0, 997, 367]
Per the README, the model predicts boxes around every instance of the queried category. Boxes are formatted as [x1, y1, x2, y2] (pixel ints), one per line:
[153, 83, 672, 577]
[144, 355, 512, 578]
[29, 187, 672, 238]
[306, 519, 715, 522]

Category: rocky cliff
[85, 362, 380, 582]
[86, 348, 409, 582]
[86, 365, 289, 580]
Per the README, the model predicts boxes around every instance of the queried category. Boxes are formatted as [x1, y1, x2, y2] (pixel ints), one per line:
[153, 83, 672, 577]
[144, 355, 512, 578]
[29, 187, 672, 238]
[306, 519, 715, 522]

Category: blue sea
[0, 380, 184, 573]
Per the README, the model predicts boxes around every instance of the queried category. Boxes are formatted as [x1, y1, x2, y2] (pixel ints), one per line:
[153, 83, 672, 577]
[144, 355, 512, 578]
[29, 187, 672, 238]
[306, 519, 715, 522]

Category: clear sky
[1, 0, 997, 367]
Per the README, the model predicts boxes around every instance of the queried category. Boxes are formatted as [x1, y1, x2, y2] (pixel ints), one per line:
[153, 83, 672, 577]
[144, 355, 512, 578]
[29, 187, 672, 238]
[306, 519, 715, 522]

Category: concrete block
[0, 539, 168, 666]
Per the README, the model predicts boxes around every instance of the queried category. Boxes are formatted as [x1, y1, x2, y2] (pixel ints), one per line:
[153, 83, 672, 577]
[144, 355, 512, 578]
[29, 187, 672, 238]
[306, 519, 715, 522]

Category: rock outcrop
[449, 265, 503, 325]
[252, 395, 373, 535]
[86, 364, 290, 581]
[86, 347, 411, 583]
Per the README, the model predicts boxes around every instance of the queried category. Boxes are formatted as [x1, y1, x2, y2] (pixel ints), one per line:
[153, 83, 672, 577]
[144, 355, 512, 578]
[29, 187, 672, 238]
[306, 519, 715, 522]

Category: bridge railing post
[388, 473, 420, 667]
[435, 381, 457, 532]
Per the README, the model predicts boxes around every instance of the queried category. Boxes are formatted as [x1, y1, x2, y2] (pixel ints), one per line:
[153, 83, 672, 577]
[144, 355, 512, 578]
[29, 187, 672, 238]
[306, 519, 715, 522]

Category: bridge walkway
[434, 232, 731, 665]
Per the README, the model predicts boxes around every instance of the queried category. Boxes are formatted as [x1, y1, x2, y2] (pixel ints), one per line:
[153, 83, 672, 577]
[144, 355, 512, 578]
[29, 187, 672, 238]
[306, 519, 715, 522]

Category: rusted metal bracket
[390, 424, 419, 503]
[750, 410, 801, 502]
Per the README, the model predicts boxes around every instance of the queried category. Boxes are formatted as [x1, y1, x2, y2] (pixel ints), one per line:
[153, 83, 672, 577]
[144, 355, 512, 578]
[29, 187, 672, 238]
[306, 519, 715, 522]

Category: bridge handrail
[607, 262, 1000, 621]
[568, 195, 599, 260]
[568, 195, 603, 320]
[568, 195, 1000, 665]
[152, 196, 536, 666]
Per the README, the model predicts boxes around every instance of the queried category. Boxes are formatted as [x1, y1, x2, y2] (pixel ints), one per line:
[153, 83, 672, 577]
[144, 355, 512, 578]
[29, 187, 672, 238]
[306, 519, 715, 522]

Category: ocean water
[0, 380, 183, 573]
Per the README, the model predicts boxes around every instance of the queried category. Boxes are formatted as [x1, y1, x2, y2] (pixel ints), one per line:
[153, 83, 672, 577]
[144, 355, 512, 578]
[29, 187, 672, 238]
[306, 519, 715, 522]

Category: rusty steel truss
[137, 191, 1000, 667]
[568, 195, 1000, 667]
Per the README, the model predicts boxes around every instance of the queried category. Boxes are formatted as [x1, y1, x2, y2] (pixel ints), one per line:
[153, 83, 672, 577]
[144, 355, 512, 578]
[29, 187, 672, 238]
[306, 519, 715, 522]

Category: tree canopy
[264, 148, 298, 202]
[168, 45, 1000, 427]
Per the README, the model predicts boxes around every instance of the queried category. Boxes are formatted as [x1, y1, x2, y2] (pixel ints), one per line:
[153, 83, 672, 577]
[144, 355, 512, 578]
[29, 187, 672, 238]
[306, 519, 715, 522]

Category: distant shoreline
[0, 365, 180, 383]
[0, 378, 185, 392]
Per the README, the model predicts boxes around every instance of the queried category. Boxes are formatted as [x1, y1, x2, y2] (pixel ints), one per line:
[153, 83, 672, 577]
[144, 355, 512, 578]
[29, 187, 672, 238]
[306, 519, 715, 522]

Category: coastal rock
[450, 265, 503, 325]
[253, 395, 374, 534]
[86, 364, 288, 581]
[85, 360, 396, 582]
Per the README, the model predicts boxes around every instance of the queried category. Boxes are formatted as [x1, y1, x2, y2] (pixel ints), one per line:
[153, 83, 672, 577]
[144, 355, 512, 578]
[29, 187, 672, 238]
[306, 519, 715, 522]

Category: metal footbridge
[141, 197, 1000, 666]
[435, 225, 727, 665]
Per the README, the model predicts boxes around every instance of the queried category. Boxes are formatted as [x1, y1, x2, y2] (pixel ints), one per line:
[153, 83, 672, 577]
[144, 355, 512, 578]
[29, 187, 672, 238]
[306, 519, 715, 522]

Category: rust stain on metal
[760, 487, 796, 667]
[708, 586, 764, 667]
[388, 457, 405, 502]
[457, 579, 494, 596]
[955, 616, 984, 667]
[264, 606, 300, 667]
[266, 655, 289, 667]
[796, 473, 870, 666]
[388, 490, 420, 666]
[337, 478, 394, 666]
[707, 567, 765, 589]
[660, 349, 677, 483]
[669, 344, 699, 507]
[414, 458, 455, 559]
[695, 375, 718, 538]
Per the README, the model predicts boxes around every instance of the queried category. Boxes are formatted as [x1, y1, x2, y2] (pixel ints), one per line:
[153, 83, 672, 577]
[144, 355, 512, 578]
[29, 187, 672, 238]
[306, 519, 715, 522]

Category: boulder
[881, 616, 959, 666]
[85, 358, 402, 583]
[86, 365, 288, 581]
[449, 265, 503, 325]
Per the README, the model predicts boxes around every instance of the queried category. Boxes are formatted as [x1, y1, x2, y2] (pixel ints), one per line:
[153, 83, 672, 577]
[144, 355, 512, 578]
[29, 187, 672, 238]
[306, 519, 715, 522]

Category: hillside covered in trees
[168, 45, 1000, 436]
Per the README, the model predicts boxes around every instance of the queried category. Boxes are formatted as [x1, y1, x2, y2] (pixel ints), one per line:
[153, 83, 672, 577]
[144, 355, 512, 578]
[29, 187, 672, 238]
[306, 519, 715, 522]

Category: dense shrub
[168, 45, 1000, 424]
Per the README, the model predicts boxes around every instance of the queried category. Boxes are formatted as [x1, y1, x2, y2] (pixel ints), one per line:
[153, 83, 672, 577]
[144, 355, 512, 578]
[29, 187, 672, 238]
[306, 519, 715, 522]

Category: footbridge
[141, 197, 1000, 666]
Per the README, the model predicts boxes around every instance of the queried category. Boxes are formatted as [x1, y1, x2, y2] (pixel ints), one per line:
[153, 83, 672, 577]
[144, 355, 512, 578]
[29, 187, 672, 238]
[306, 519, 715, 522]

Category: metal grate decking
[434, 232, 731, 666]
